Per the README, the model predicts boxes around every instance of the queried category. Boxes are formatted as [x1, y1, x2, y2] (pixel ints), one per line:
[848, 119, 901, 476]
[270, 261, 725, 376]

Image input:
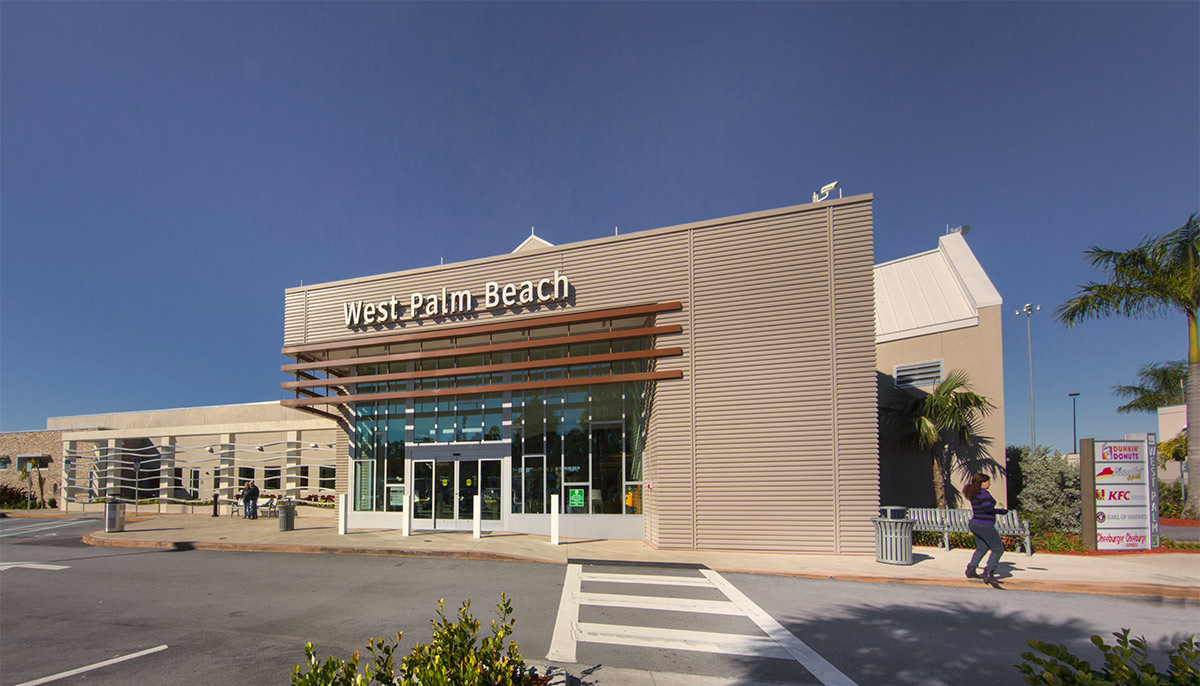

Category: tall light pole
[1016, 303, 1041, 448]
[1068, 392, 1080, 454]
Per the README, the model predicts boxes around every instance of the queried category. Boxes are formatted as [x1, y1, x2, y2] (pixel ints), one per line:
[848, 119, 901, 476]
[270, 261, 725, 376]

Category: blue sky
[2, 2, 1197, 455]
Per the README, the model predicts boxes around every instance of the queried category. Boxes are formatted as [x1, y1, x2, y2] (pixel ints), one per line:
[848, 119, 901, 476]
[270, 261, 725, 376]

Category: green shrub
[1018, 450, 1082, 535]
[291, 595, 542, 686]
[1017, 628, 1199, 684]
[1158, 480, 1196, 519]
[0, 484, 28, 508]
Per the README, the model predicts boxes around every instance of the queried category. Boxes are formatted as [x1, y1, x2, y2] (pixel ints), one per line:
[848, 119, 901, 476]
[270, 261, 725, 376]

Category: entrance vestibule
[411, 456, 502, 531]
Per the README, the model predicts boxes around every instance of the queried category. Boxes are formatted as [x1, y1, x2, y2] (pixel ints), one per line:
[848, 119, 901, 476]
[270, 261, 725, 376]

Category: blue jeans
[968, 521, 1004, 572]
[246, 500, 257, 519]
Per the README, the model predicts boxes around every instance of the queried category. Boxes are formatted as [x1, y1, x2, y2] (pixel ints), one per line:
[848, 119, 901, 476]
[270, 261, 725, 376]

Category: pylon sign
[1084, 434, 1159, 550]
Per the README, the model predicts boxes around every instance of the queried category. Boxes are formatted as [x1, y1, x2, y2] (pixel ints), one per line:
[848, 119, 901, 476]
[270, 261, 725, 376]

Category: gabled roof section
[874, 231, 1002, 343]
[512, 231, 555, 254]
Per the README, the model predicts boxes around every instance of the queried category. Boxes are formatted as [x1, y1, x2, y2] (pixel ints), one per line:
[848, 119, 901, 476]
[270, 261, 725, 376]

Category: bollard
[337, 493, 347, 536]
[212, 491, 219, 517]
[401, 487, 411, 537]
[473, 494, 481, 539]
[550, 493, 560, 545]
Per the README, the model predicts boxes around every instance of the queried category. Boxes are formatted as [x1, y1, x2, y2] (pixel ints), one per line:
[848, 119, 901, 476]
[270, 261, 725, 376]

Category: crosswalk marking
[574, 622, 792, 659]
[580, 571, 714, 587]
[547, 560, 859, 686]
[0, 519, 94, 538]
[0, 562, 71, 572]
[577, 591, 743, 615]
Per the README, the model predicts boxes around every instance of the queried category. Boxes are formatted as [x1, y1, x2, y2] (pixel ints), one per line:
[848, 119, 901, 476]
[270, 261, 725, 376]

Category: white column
[337, 493, 348, 536]
[158, 436, 176, 514]
[550, 493, 560, 546]
[285, 431, 302, 501]
[219, 434, 236, 502]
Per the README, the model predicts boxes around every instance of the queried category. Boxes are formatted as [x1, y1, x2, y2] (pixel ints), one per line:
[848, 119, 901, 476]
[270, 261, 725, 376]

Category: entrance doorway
[412, 457, 502, 530]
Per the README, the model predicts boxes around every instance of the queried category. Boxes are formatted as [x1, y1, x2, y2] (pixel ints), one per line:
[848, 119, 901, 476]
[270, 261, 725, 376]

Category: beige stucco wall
[876, 303, 1007, 508]
[0, 430, 63, 507]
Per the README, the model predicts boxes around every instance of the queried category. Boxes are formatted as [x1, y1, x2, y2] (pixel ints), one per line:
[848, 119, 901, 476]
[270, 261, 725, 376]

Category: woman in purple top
[963, 473, 1007, 588]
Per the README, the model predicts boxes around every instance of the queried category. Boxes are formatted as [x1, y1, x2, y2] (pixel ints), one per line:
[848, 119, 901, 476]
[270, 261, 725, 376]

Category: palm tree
[880, 369, 996, 508]
[1057, 213, 1199, 514]
[1113, 360, 1187, 414]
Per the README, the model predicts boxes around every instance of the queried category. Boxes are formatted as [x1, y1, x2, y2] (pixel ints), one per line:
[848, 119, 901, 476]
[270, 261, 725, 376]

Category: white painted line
[0, 562, 70, 571]
[575, 622, 791, 659]
[12, 644, 168, 686]
[0, 520, 94, 538]
[578, 591, 743, 616]
[581, 571, 713, 587]
[545, 563, 582, 663]
[701, 569, 858, 686]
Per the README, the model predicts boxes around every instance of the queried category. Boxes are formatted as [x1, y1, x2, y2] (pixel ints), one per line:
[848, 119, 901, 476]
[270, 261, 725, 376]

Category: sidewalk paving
[8, 509, 1197, 601]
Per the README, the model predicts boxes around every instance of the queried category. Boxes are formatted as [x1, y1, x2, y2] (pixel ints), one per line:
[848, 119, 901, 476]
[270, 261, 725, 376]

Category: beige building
[874, 230, 1007, 507]
[8, 194, 1007, 554]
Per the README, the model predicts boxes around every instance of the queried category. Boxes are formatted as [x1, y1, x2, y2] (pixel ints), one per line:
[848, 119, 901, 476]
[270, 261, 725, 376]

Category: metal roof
[875, 231, 1002, 343]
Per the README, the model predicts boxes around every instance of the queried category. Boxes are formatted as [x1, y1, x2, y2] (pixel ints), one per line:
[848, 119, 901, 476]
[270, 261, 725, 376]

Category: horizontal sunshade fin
[894, 360, 943, 388]
[281, 370, 683, 407]
[281, 325, 682, 373]
[281, 301, 682, 355]
[282, 347, 683, 389]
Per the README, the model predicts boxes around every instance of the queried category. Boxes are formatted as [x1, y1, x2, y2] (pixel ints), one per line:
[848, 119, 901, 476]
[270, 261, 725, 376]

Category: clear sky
[2, 2, 1197, 455]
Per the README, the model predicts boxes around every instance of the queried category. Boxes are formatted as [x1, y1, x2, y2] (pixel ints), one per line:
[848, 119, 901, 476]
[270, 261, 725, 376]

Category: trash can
[873, 516, 914, 565]
[879, 506, 908, 520]
[104, 501, 126, 533]
[278, 502, 296, 531]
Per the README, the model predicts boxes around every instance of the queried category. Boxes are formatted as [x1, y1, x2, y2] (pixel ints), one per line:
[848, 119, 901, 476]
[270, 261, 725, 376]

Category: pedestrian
[963, 473, 1007, 588]
[243, 480, 260, 520]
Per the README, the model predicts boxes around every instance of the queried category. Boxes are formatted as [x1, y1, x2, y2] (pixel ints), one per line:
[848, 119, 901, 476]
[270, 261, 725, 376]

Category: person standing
[963, 473, 1007, 588]
[244, 480, 260, 520]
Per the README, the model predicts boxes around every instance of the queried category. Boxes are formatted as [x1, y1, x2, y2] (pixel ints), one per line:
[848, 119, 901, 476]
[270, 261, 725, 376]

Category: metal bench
[907, 507, 1032, 556]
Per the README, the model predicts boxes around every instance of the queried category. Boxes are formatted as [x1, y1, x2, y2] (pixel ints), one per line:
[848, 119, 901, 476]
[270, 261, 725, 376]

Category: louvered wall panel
[829, 202, 880, 554]
[684, 199, 878, 553]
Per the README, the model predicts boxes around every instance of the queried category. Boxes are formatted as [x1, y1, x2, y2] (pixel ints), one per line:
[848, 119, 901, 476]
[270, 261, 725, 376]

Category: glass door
[412, 457, 503, 530]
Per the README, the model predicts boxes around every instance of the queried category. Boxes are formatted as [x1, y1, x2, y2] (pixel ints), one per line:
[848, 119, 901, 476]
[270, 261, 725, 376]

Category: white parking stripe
[701, 569, 858, 686]
[12, 644, 168, 686]
[0, 520, 94, 538]
[574, 622, 792, 659]
[578, 591, 743, 615]
[545, 563, 582, 663]
[0, 562, 70, 571]
[581, 571, 714, 587]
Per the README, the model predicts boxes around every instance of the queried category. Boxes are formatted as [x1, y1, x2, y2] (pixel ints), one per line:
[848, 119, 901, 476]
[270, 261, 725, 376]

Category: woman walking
[963, 473, 1007, 588]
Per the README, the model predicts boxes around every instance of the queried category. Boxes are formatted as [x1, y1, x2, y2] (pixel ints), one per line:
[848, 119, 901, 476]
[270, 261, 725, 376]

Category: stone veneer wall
[0, 430, 64, 506]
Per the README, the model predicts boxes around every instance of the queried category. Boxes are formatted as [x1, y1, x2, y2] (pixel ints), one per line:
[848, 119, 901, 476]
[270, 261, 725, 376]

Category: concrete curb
[80, 531, 1200, 601]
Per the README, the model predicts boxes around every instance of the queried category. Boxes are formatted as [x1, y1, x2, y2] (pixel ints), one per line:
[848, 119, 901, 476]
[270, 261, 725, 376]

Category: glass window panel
[546, 396, 563, 462]
[611, 316, 650, 330]
[458, 398, 483, 442]
[319, 466, 335, 491]
[354, 460, 373, 511]
[481, 460, 501, 520]
[265, 467, 281, 490]
[592, 385, 623, 422]
[414, 399, 435, 444]
[563, 390, 588, 483]
[624, 484, 642, 514]
[458, 460, 479, 520]
[413, 462, 433, 519]
[522, 455, 544, 514]
[591, 425, 623, 514]
[437, 397, 455, 442]
[434, 461, 455, 520]
[625, 382, 645, 481]
[511, 430, 523, 513]
[483, 393, 503, 441]
[523, 393, 544, 455]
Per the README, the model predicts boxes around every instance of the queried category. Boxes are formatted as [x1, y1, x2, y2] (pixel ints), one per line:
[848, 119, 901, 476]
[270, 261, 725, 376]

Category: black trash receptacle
[104, 501, 126, 533]
[873, 516, 914, 565]
[278, 502, 296, 531]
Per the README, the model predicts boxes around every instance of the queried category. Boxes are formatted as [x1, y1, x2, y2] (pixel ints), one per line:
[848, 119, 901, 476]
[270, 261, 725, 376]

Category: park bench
[908, 507, 1033, 556]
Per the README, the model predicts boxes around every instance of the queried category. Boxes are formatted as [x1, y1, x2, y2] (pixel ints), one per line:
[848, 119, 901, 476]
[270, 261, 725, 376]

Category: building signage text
[341, 270, 571, 328]
[1092, 437, 1157, 551]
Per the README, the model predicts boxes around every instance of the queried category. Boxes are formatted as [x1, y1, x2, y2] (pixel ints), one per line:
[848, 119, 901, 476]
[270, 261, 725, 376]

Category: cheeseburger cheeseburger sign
[1084, 435, 1160, 550]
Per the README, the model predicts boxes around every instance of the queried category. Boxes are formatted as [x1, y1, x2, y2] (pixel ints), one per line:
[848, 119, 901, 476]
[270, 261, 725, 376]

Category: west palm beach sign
[341, 270, 571, 328]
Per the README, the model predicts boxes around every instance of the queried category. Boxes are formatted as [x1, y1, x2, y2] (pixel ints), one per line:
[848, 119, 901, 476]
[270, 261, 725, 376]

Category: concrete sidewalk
[9, 509, 1196, 600]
